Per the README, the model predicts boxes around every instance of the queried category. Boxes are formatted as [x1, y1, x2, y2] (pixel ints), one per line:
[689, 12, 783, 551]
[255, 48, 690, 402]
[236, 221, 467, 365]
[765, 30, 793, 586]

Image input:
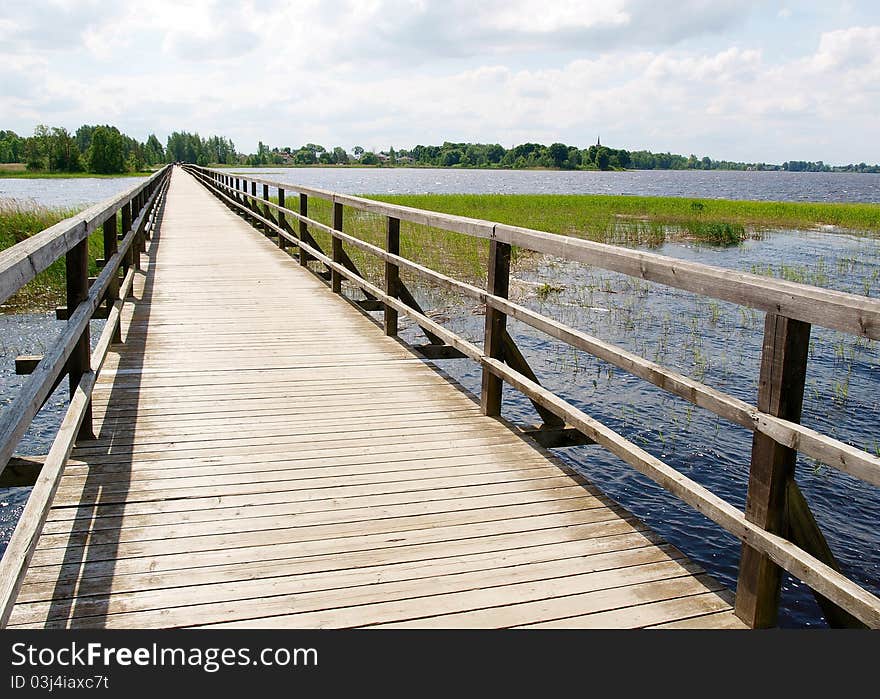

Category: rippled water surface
[5, 169, 880, 207]
[233, 167, 880, 203]
[0, 176, 147, 208]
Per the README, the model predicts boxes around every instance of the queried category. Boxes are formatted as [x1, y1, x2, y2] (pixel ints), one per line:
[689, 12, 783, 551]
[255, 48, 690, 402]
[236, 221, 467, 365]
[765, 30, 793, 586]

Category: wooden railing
[186, 163, 880, 628]
[0, 165, 171, 625]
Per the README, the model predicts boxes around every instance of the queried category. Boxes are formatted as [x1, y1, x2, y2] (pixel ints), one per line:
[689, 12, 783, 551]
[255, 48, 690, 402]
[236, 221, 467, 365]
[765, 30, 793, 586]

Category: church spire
[597, 135, 601, 147]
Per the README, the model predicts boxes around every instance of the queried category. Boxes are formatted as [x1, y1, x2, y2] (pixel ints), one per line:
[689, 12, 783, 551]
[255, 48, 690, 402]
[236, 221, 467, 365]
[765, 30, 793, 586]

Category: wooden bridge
[0, 165, 877, 629]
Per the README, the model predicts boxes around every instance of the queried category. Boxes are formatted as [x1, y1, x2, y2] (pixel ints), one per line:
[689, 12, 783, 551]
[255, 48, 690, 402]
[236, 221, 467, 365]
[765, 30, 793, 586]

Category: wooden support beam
[500, 330, 565, 428]
[481, 239, 510, 417]
[0, 456, 45, 488]
[395, 281, 445, 345]
[55, 305, 110, 321]
[520, 425, 596, 449]
[412, 344, 468, 360]
[736, 313, 810, 627]
[64, 238, 94, 441]
[331, 202, 344, 294]
[15, 355, 42, 375]
[355, 299, 385, 311]
[785, 479, 866, 627]
[385, 216, 400, 336]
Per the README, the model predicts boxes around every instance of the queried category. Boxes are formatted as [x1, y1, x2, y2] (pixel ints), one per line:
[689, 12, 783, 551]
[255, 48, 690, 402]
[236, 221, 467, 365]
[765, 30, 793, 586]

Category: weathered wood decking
[8, 170, 744, 629]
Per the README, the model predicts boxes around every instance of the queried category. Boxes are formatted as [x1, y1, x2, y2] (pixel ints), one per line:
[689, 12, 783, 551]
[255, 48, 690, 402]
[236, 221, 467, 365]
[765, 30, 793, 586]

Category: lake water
[1, 167, 878, 627]
[0, 176, 148, 209]
[3, 168, 880, 207]
[236, 167, 880, 203]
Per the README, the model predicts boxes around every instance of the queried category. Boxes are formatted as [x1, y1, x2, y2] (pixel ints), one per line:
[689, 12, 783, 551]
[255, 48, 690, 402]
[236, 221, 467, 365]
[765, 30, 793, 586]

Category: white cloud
[1, 1, 880, 163]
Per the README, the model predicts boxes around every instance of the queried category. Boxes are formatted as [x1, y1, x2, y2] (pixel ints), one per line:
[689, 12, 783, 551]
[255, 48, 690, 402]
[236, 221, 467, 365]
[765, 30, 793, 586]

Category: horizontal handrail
[204, 167, 880, 340]
[0, 166, 171, 307]
[0, 174, 169, 474]
[0, 167, 169, 627]
[186, 164, 880, 628]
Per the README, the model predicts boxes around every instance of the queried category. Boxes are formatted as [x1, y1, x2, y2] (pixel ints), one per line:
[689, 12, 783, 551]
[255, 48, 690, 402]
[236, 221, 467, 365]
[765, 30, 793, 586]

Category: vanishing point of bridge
[0, 165, 877, 628]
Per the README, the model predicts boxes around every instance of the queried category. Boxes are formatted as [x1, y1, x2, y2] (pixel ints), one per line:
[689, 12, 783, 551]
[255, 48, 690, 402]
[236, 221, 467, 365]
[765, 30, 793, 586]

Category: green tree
[0, 130, 24, 163]
[24, 125, 52, 170]
[595, 147, 611, 171]
[485, 144, 505, 164]
[144, 134, 165, 165]
[88, 126, 126, 173]
[360, 151, 379, 165]
[49, 127, 81, 171]
[547, 142, 568, 168]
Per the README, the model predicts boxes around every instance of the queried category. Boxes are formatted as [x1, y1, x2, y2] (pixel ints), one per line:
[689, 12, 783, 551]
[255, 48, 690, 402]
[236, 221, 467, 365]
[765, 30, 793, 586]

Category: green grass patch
[0, 200, 106, 311]
[259, 192, 880, 289]
[0, 169, 154, 179]
[366, 193, 880, 239]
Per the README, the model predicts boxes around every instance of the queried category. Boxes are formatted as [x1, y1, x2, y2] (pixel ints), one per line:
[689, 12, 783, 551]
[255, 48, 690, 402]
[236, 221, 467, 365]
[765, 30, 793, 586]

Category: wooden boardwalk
[7, 170, 744, 629]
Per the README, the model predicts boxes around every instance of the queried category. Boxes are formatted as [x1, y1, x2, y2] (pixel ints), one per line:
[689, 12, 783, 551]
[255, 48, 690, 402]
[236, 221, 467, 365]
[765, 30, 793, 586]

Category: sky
[2, 0, 880, 164]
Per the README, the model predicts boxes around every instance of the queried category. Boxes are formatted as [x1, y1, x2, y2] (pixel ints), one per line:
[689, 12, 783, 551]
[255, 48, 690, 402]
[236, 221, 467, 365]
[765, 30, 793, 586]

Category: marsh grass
[367, 193, 880, 237]
[0, 200, 104, 311]
[284, 193, 879, 296]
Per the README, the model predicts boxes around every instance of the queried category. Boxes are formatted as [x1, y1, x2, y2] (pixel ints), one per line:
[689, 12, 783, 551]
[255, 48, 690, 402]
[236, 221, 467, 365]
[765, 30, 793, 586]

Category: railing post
[331, 201, 343, 293]
[121, 202, 134, 278]
[481, 238, 511, 416]
[250, 180, 257, 225]
[277, 188, 287, 251]
[103, 214, 121, 344]
[65, 238, 94, 441]
[262, 184, 276, 246]
[735, 312, 811, 627]
[135, 190, 146, 256]
[384, 217, 400, 336]
[299, 194, 309, 267]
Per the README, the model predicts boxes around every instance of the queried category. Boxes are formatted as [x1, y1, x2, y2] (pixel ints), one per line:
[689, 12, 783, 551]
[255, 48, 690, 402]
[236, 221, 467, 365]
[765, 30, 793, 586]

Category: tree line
[2, 125, 878, 174]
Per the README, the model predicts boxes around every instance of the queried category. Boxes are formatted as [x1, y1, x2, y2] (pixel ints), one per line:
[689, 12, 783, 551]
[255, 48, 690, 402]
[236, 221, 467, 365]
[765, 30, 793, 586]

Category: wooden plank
[205, 563, 714, 630]
[15, 531, 664, 609]
[13, 545, 688, 629]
